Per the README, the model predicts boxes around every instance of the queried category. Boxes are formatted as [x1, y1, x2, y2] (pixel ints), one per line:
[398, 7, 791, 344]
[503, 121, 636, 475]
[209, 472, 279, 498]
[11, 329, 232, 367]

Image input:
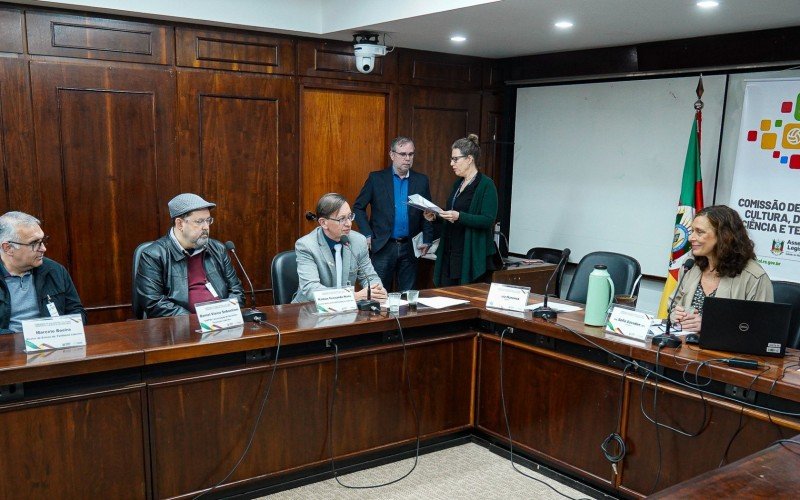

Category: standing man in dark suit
[354, 136, 434, 291]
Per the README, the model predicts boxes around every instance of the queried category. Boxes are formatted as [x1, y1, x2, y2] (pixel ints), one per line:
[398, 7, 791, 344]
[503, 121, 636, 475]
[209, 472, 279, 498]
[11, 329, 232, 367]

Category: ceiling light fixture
[697, 1, 719, 8]
[450, 35, 467, 42]
[554, 21, 574, 29]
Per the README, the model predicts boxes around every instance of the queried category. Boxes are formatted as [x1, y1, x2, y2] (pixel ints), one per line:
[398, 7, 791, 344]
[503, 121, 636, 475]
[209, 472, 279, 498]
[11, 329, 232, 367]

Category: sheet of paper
[525, 301, 582, 313]
[407, 194, 443, 213]
[412, 232, 439, 258]
[416, 296, 470, 309]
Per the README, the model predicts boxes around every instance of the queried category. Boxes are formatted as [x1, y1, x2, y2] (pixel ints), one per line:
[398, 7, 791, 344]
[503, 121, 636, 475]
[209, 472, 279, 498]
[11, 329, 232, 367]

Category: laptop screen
[699, 297, 792, 357]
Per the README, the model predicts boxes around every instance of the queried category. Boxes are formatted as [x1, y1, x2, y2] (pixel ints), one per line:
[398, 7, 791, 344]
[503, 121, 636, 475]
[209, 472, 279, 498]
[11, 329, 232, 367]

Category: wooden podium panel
[147, 333, 475, 498]
[0, 386, 148, 498]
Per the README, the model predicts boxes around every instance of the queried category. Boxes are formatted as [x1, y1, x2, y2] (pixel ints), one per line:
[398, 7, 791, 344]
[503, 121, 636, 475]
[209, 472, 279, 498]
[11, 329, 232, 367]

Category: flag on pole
[657, 78, 705, 318]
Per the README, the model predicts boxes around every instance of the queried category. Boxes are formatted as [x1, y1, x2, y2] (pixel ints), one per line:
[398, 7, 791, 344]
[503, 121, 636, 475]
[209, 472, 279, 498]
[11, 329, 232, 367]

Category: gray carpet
[264, 443, 591, 499]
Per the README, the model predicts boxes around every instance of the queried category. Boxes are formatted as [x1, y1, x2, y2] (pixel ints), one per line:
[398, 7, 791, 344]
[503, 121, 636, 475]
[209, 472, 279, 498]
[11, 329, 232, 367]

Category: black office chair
[526, 247, 568, 298]
[773, 280, 800, 349]
[271, 250, 298, 305]
[132, 241, 154, 319]
[565, 251, 641, 304]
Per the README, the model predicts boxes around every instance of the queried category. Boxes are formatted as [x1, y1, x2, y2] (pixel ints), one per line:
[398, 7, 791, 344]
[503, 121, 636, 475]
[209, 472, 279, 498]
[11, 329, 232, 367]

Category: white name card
[605, 307, 654, 341]
[196, 299, 244, 332]
[22, 314, 86, 352]
[486, 282, 531, 312]
[313, 288, 357, 313]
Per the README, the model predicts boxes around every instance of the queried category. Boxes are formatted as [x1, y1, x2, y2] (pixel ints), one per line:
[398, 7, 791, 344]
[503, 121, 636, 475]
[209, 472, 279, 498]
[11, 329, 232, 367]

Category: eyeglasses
[8, 235, 50, 251]
[325, 213, 355, 225]
[184, 217, 214, 226]
[450, 155, 466, 163]
[392, 151, 415, 158]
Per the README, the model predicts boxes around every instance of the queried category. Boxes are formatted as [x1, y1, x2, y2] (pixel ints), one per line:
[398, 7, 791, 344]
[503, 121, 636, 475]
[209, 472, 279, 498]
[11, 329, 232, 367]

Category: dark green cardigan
[433, 174, 498, 286]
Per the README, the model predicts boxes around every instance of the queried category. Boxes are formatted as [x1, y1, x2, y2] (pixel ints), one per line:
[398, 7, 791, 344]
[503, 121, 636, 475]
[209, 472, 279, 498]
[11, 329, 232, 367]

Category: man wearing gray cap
[134, 193, 244, 317]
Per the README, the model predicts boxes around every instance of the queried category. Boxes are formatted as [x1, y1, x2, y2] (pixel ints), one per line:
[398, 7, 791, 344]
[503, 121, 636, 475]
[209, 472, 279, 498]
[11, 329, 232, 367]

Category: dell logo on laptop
[738, 322, 750, 332]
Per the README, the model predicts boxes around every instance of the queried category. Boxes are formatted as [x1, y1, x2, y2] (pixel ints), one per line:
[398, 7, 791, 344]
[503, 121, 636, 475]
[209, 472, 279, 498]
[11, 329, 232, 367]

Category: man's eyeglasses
[392, 151, 415, 158]
[184, 217, 214, 226]
[8, 235, 50, 251]
[325, 213, 355, 225]
[450, 155, 466, 163]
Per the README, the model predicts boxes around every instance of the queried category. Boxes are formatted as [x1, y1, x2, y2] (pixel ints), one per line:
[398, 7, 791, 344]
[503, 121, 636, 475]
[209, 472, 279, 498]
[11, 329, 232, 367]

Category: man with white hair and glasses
[0, 211, 85, 333]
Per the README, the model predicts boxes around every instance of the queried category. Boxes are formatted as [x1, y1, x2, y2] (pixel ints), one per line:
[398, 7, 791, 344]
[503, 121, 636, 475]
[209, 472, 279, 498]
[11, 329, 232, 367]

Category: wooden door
[299, 84, 392, 230]
[398, 87, 482, 207]
[177, 70, 297, 300]
[30, 61, 178, 324]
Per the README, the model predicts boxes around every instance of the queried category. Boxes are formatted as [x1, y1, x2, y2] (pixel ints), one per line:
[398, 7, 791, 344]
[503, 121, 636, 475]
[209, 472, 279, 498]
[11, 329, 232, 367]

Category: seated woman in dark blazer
[424, 134, 498, 286]
[670, 205, 773, 332]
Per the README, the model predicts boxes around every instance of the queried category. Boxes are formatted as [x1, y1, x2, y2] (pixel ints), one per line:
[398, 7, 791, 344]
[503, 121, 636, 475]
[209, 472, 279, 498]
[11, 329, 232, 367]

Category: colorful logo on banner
[745, 93, 800, 169]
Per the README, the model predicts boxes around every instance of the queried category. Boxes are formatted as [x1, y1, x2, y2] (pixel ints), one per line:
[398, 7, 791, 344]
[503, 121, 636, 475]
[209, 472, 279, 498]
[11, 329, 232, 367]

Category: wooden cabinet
[176, 27, 295, 75]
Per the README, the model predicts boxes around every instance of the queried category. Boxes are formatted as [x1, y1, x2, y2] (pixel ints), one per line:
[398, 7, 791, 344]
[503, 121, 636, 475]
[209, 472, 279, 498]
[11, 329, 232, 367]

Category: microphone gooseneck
[653, 258, 695, 348]
[225, 240, 266, 322]
[532, 248, 571, 320]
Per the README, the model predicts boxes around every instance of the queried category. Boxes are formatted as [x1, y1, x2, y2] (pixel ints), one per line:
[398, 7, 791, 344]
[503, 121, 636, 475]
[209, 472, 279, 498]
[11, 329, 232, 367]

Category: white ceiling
[20, 0, 800, 59]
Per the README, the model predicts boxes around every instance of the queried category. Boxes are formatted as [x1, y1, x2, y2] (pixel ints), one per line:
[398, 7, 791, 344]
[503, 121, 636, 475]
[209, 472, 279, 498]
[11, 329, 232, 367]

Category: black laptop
[700, 297, 793, 357]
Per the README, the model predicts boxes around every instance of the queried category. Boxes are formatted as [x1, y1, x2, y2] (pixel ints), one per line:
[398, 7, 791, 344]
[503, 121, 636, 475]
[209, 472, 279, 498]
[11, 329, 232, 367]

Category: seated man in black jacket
[0, 211, 86, 333]
[135, 193, 244, 318]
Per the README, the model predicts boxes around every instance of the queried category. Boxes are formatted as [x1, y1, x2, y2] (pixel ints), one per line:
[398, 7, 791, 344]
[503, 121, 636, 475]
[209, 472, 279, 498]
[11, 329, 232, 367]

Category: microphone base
[532, 306, 558, 320]
[652, 334, 682, 348]
[242, 308, 266, 323]
[357, 299, 380, 312]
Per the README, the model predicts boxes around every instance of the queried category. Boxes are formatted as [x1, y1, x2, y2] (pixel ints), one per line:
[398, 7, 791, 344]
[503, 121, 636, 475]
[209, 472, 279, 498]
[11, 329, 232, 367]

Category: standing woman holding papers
[670, 205, 773, 332]
[424, 134, 498, 286]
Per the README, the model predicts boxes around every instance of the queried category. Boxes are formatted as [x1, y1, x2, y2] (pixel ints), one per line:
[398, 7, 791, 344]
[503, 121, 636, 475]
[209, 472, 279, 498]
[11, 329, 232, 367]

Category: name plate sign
[313, 288, 357, 313]
[22, 314, 86, 352]
[486, 282, 531, 312]
[605, 307, 654, 341]
[196, 299, 244, 332]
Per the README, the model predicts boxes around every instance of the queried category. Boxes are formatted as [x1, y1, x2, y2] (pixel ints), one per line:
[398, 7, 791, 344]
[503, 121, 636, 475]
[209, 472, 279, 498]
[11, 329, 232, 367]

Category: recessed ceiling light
[450, 35, 467, 42]
[697, 1, 719, 8]
[554, 21, 574, 29]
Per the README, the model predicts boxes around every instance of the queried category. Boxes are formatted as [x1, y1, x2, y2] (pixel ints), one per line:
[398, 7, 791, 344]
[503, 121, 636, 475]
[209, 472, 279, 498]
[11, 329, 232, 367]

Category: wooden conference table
[0, 284, 798, 499]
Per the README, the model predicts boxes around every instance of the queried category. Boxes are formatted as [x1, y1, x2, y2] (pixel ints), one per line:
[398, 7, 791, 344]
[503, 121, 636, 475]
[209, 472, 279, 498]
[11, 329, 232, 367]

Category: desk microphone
[339, 235, 379, 312]
[652, 258, 695, 348]
[533, 248, 570, 320]
[225, 241, 266, 322]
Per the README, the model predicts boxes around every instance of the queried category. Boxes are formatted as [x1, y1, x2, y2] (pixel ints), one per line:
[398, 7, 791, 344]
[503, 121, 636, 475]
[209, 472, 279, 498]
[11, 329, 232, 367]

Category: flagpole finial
[695, 75, 704, 110]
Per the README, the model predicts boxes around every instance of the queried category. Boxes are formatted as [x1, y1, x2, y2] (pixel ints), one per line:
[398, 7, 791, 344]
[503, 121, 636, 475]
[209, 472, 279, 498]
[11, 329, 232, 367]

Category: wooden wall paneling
[0, 6, 24, 54]
[477, 337, 619, 489]
[29, 62, 178, 324]
[0, 58, 38, 215]
[397, 86, 482, 207]
[297, 39, 398, 83]
[480, 91, 503, 181]
[620, 376, 800, 497]
[176, 27, 296, 75]
[177, 70, 297, 298]
[147, 336, 474, 498]
[398, 49, 483, 90]
[0, 386, 148, 498]
[26, 10, 174, 65]
[299, 80, 394, 232]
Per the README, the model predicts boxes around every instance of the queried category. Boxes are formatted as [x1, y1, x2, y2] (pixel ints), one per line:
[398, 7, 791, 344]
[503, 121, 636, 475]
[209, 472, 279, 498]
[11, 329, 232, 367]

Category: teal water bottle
[584, 265, 615, 326]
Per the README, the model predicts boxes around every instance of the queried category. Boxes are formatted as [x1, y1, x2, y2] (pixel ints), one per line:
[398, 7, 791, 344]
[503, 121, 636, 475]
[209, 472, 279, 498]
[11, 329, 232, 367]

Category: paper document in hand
[412, 232, 440, 258]
[407, 194, 443, 213]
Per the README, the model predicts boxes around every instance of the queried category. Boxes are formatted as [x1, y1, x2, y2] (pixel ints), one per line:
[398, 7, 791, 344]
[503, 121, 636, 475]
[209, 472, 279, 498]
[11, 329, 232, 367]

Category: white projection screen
[510, 75, 726, 276]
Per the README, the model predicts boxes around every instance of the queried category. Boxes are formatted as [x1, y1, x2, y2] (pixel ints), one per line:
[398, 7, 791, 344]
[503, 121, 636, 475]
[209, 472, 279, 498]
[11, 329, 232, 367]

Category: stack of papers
[407, 194, 442, 213]
[416, 297, 470, 309]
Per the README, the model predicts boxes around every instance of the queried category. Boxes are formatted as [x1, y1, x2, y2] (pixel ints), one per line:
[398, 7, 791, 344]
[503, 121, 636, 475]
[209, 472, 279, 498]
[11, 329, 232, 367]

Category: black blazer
[353, 167, 434, 254]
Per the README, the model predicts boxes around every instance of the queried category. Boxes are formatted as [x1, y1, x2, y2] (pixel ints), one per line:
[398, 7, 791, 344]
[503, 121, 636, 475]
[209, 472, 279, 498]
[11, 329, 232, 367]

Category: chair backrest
[132, 241, 154, 319]
[565, 251, 641, 304]
[773, 280, 800, 349]
[271, 250, 298, 305]
[526, 247, 568, 298]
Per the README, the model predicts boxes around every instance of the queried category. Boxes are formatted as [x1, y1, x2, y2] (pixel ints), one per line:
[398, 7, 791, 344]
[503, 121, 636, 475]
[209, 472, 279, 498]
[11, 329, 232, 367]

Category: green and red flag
[658, 80, 705, 317]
